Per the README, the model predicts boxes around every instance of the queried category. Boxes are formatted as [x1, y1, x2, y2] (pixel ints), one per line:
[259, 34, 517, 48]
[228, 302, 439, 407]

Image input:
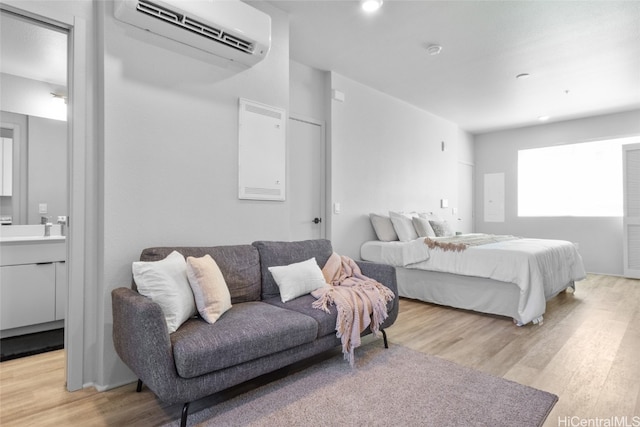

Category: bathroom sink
[0, 225, 66, 265]
[0, 224, 64, 242]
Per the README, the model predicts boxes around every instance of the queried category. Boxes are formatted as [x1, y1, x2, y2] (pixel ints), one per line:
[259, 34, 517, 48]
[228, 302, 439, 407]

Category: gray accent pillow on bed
[429, 219, 455, 237]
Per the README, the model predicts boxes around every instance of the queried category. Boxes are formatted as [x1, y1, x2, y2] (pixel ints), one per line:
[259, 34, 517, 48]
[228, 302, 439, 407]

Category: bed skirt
[396, 267, 572, 325]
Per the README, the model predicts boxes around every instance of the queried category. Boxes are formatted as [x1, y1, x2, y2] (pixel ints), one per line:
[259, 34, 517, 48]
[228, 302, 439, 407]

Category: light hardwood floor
[1, 273, 638, 426]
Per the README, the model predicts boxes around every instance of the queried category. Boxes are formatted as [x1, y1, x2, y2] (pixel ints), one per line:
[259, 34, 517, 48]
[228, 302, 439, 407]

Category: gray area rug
[164, 342, 557, 427]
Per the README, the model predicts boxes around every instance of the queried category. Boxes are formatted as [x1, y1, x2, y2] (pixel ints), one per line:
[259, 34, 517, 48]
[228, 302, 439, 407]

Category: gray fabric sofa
[111, 239, 398, 427]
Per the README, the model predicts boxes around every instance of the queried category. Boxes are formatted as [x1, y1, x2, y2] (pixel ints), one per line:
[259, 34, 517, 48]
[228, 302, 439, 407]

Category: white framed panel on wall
[238, 98, 286, 201]
[484, 172, 505, 223]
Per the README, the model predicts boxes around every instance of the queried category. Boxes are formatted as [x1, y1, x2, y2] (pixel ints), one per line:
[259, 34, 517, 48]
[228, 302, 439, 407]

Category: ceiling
[0, 11, 67, 87]
[269, 0, 640, 134]
[1, 2, 638, 134]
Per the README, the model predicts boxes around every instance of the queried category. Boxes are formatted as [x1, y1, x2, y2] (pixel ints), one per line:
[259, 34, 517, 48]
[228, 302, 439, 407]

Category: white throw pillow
[268, 257, 328, 303]
[186, 254, 232, 324]
[369, 213, 399, 241]
[132, 250, 196, 333]
[412, 216, 436, 238]
[389, 211, 418, 241]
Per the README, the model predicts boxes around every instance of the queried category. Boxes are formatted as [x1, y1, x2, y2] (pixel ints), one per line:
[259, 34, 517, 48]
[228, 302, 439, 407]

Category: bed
[360, 234, 586, 325]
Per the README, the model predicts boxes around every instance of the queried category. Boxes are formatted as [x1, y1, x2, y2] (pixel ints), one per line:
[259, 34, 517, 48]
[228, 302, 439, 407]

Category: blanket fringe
[424, 238, 467, 252]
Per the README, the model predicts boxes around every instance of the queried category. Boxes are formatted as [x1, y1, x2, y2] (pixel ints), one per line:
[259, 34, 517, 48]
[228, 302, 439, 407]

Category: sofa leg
[180, 402, 190, 427]
[136, 379, 143, 392]
[381, 329, 388, 348]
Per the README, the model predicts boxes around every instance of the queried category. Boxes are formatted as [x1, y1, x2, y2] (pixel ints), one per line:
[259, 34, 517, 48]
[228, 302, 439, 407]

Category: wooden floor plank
[0, 274, 638, 426]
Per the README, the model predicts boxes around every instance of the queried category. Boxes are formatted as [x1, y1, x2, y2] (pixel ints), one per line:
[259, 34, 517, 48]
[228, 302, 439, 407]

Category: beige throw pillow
[186, 255, 232, 324]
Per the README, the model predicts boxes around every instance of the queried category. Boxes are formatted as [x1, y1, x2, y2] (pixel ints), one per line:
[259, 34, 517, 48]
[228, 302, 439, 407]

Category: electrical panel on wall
[238, 98, 286, 201]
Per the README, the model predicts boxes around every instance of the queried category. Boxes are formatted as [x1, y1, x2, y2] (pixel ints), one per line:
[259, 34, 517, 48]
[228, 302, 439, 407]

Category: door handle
[313, 217, 322, 224]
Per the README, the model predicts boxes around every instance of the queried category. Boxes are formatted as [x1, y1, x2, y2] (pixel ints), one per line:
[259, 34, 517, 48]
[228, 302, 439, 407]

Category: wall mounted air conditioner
[114, 0, 271, 68]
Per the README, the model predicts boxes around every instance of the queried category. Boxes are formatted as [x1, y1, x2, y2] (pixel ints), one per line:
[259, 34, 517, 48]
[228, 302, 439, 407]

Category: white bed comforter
[361, 234, 586, 325]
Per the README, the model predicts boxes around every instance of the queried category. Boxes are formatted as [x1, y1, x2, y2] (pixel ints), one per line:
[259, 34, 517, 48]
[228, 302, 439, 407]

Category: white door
[457, 162, 474, 233]
[289, 116, 324, 240]
[623, 143, 640, 278]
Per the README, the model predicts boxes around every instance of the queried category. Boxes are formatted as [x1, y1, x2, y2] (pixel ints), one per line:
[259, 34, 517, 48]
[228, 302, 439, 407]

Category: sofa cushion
[253, 239, 333, 300]
[170, 302, 318, 378]
[263, 294, 338, 339]
[138, 245, 261, 303]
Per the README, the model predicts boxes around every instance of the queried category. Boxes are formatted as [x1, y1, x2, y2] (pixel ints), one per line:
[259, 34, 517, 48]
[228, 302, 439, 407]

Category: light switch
[332, 89, 345, 103]
[39, 203, 48, 214]
[334, 202, 341, 214]
[440, 199, 449, 208]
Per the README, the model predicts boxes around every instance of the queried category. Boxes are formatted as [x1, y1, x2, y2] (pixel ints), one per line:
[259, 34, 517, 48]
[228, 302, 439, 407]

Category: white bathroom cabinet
[0, 239, 66, 334]
[0, 263, 56, 329]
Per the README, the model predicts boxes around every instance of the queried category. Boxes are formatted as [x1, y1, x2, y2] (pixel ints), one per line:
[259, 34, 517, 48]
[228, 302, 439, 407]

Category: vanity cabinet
[0, 263, 56, 329]
[0, 239, 66, 333]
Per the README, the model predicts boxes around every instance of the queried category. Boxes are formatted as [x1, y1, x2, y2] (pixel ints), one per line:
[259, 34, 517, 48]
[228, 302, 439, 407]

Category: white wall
[326, 72, 474, 259]
[97, 2, 291, 387]
[474, 109, 640, 275]
[289, 60, 326, 121]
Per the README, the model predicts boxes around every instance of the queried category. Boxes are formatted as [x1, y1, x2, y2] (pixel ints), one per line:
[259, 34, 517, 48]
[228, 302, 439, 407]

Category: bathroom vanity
[0, 225, 66, 338]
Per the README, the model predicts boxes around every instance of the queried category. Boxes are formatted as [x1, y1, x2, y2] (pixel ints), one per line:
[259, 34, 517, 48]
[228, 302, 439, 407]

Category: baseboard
[93, 376, 138, 392]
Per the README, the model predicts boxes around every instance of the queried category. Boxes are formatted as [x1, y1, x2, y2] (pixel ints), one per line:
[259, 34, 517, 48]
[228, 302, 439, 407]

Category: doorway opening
[0, 7, 72, 374]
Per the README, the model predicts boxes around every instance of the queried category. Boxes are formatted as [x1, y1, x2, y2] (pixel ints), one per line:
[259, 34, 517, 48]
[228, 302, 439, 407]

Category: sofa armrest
[112, 287, 177, 392]
[355, 261, 399, 328]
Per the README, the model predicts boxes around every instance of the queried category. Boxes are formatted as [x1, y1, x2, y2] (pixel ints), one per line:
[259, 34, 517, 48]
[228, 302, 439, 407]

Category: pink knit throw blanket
[311, 252, 395, 366]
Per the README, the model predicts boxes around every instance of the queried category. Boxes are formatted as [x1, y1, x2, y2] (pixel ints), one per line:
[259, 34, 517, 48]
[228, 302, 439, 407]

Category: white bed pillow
[132, 250, 197, 333]
[412, 216, 436, 238]
[369, 213, 399, 241]
[268, 257, 328, 303]
[389, 211, 418, 241]
[418, 212, 443, 221]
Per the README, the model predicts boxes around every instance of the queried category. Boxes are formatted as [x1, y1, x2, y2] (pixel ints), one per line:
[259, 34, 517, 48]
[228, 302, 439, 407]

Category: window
[518, 137, 638, 217]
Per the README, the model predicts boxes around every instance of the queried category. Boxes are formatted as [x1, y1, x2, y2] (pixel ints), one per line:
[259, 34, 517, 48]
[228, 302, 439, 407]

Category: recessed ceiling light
[425, 44, 443, 56]
[538, 115, 550, 122]
[516, 73, 530, 80]
[361, 0, 383, 13]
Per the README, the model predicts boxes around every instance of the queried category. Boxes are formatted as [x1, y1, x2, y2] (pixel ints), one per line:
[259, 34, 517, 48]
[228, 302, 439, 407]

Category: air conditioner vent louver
[136, 0, 254, 54]
[114, 0, 270, 68]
